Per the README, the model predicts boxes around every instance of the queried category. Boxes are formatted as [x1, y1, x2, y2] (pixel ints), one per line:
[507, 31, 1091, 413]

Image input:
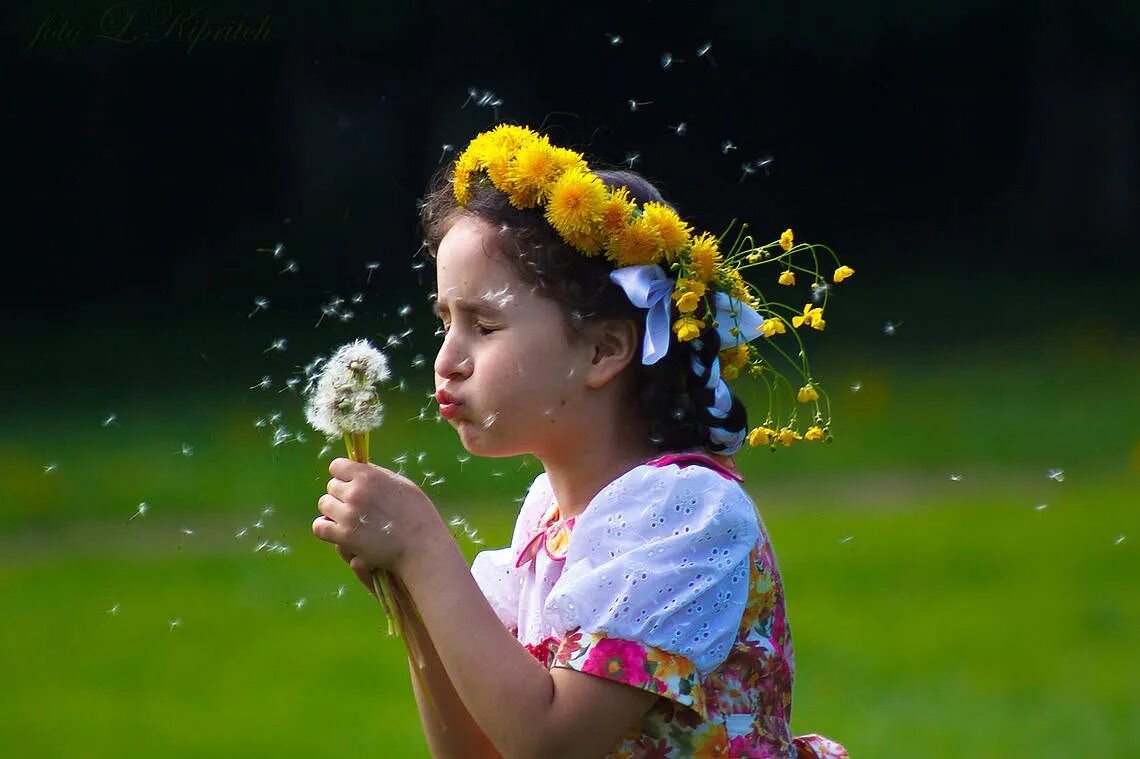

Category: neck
[539, 432, 658, 521]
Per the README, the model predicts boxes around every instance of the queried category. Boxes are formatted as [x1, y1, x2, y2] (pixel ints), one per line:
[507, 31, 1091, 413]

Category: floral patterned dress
[470, 452, 847, 758]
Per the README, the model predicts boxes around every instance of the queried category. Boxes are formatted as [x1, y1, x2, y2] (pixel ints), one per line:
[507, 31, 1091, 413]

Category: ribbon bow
[609, 265, 769, 365]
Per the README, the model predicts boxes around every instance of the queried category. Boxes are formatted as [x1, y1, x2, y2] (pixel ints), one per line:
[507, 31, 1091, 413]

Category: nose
[434, 328, 472, 381]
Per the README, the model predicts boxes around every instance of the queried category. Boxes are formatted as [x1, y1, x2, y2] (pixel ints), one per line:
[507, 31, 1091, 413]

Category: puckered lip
[435, 388, 462, 406]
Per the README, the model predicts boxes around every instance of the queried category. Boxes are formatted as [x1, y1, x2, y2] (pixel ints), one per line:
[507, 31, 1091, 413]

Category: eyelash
[439, 321, 497, 337]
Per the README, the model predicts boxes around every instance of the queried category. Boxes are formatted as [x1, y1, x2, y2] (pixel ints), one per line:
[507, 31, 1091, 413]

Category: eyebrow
[432, 299, 503, 318]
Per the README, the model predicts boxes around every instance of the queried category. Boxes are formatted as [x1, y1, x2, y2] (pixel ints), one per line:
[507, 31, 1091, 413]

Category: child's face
[433, 216, 596, 459]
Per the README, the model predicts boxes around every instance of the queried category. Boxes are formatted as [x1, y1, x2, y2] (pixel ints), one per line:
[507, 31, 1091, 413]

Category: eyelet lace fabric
[470, 456, 847, 758]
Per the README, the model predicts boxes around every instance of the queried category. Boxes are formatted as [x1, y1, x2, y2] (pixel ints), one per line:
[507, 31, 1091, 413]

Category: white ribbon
[609, 265, 675, 365]
[610, 265, 771, 366]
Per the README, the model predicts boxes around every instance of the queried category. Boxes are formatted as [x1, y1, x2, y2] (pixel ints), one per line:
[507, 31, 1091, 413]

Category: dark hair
[418, 164, 748, 455]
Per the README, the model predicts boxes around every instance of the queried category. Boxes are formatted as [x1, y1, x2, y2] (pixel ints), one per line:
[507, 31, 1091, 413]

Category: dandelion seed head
[304, 339, 390, 436]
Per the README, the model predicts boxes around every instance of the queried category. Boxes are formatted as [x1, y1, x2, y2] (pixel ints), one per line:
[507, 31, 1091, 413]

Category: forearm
[399, 536, 560, 758]
[399, 584, 501, 758]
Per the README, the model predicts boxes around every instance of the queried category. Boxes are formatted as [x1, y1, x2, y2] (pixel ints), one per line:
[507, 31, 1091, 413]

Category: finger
[326, 476, 351, 500]
[317, 493, 347, 521]
[312, 515, 342, 544]
[329, 457, 358, 480]
[348, 556, 377, 592]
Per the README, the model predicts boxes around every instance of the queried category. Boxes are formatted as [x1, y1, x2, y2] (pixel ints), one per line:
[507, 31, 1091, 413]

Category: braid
[640, 322, 749, 455]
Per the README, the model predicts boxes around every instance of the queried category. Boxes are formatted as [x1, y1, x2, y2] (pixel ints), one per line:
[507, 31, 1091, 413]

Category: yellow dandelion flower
[560, 225, 605, 256]
[804, 426, 825, 442]
[451, 151, 481, 205]
[778, 270, 796, 286]
[482, 143, 515, 191]
[758, 317, 786, 338]
[545, 168, 606, 239]
[549, 145, 587, 174]
[506, 140, 560, 208]
[609, 215, 664, 267]
[672, 316, 704, 342]
[747, 426, 775, 447]
[689, 232, 722, 283]
[641, 202, 692, 261]
[599, 186, 636, 241]
[797, 384, 819, 403]
[780, 228, 794, 251]
[777, 428, 802, 447]
[833, 265, 855, 283]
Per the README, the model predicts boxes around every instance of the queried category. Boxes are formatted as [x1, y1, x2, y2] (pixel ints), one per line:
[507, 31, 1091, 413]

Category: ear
[583, 319, 641, 390]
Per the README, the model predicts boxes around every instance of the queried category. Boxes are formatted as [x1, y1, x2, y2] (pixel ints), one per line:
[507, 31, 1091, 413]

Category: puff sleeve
[544, 464, 759, 706]
[469, 474, 551, 632]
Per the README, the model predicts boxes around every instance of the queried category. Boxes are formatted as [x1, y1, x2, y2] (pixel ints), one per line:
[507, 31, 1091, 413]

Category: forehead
[434, 217, 525, 308]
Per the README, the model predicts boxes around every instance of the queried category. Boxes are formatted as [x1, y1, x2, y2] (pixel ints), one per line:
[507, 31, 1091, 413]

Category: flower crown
[451, 124, 855, 452]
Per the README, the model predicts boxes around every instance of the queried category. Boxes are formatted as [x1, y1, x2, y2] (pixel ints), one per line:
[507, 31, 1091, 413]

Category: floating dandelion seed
[248, 297, 270, 318]
[491, 470, 505, 478]
[883, 321, 901, 336]
[411, 354, 426, 368]
[811, 283, 830, 303]
[481, 412, 499, 429]
[351, 293, 364, 304]
[129, 502, 148, 521]
[279, 260, 299, 275]
[294, 598, 307, 610]
[386, 334, 403, 349]
[261, 504, 275, 517]
[456, 453, 470, 470]
[234, 527, 248, 539]
[267, 411, 283, 426]
[721, 140, 737, 154]
[337, 311, 355, 323]
[739, 162, 757, 182]
[365, 262, 381, 283]
[437, 144, 454, 164]
[179, 443, 194, 457]
[168, 618, 181, 631]
[180, 526, 195, 537]
[398, 304, 413, 319]
[850, 381, 863, 392]
[43, 462, 58, 474]
[606, 32, 622, 46]
[416, 451, 428, 465]
[661, 52, 684, 69]
[696, 41, 715, 65]
[838, 535, 855, 544]
[668, 122, 688, 137]
[754, 156, 775, 171]
[264, 338, 287, 354]
[1047, 468, 1065, 483]
[254, 539, 269, 552]
[948, 473, 964, 482]
[281, 376, 302, 393]
[318, 443, 333, 458]
[252, 519, 266, 530]
[428, 476, 445, 488]
[1033, 503, 1049, 511]
[334, 584, 346, 599]
[251, 375, 273, 391]
[394, 453, 409, 466]
[256, 242, 286, 258]
[627, 100, 653, 112]
[106, 603, 121, 616]
[1114, 534, 1126, 546]
[102, 413, 118, 427]
[412, 261, 427, 272]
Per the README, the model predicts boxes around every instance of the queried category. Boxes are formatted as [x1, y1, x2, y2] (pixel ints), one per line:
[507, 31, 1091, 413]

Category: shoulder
[578, 463, 759, 547]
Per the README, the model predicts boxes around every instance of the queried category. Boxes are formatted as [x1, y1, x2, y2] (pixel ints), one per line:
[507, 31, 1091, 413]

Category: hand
[313, 458, 444, 572]
[334, 545, 377, 595]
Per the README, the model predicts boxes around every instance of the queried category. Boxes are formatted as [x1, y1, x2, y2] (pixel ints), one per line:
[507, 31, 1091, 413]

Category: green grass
[1, 343, 1138, 756]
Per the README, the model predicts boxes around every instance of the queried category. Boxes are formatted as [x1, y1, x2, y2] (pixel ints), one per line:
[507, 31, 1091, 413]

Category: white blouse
[470, 460, 760, 673]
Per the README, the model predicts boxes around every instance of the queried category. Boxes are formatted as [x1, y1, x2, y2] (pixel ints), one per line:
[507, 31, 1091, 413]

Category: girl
[314, 125, 848, 758]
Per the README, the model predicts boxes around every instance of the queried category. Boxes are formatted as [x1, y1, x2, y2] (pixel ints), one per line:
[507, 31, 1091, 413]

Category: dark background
[3, 0, 1137, 393]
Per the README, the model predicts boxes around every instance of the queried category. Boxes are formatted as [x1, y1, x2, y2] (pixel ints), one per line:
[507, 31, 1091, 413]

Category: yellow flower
[791, 303, 825, 330]
[505, 140, 560, 207]
[747, 426, 775, 447]
[778, 270, 796, 286]
[451, 150, 480, 206]
[545, 168, 606, 239]
[609, 215, 663, 267]
[779, 228, 794, 251]
[560, 226, 605, 256]
[719, 344, 749, 380]
[797, 384, 819, 403]
[721, 364, 740, 380]
[672, 316, 705, 342]
[641, 202, 692, 262]
[758, 318, 786, 338]
[833, 265, 855, 283]
[674, 291, 702, 314]
[721, 268, 758, 309]
[777, 428, 802, 447]
[688, 232, 722, 283]
[599, 186, 636, 241]
[804, 426, 825, 442]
